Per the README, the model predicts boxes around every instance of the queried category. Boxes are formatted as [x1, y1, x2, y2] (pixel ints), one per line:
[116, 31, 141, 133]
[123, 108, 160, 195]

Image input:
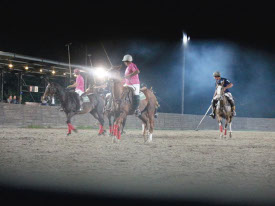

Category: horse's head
[216, 80, 225, 99]
[108, 65, 122, 82]
[43, 82, 57, 101]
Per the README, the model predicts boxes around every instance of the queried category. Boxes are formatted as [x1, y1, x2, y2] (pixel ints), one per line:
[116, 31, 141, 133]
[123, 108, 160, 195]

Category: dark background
[0, 0, 275, 117]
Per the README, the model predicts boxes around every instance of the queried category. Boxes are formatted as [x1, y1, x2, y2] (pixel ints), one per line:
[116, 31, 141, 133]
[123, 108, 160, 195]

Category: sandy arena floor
[0, 128, 274, 203]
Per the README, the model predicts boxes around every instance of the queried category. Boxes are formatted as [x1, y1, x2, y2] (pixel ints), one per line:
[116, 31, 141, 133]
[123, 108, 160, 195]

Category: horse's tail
[141, 87, 159, 110]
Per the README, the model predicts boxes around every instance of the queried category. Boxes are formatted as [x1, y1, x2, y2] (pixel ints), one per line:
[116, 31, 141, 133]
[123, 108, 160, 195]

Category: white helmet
[122, 54, 133, 62]
[213, 71, 221, 77]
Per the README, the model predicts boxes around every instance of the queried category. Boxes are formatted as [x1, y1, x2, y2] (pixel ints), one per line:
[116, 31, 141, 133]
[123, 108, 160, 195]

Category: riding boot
[133, 95, 141, 117]
[228, 99, 236, 116]
[209, 100, 217, 119]
[75, 95, 83, 112]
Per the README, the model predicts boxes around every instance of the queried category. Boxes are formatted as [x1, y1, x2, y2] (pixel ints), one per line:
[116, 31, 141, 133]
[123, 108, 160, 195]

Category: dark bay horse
[43, 82, 106, 136]
[108, 66, 159, 143]
[215, 82, 233, 138]
[85, 83, 127, 136]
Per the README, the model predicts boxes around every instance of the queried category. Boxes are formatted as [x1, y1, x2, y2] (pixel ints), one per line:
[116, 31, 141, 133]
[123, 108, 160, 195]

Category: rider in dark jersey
[209, 71, 236, 119]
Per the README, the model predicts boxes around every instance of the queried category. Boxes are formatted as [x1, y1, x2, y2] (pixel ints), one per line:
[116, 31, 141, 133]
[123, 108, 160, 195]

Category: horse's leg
[97, 110, 105, 136]
[66, 112, 77, 135]
[224, 120, 228, 139]
[147, 110, 155, 143]
[141, 123, 145, 135]
[229, 117, 233, 138]
[138, 112, 149, 142]
[108, 113, 113, 135]
[114, 112, 127, 140]
[218, 116, 223, 139]
[121, 116, 127, 134]
[112, 111, 120, 136]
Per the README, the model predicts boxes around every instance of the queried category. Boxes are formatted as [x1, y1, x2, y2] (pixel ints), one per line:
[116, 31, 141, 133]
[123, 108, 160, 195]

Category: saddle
[121, 87, 147, 103]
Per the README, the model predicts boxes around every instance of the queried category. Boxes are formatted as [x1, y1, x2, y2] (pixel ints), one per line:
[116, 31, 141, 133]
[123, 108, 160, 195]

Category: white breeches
[75, 89, 84, 96]
[124, 84, 140, 95]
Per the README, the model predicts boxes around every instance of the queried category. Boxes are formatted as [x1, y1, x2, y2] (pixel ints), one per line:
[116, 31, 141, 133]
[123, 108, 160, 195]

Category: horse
[214, 82, 234, 138]
[104, 93, 127, 136]
[43, 82, 106, 136]
[108, 66, 159, 143]
[85, 82, 127, 136]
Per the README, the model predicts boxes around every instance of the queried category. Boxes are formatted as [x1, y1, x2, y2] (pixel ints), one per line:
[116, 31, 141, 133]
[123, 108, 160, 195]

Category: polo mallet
[195, 104, 212, 131]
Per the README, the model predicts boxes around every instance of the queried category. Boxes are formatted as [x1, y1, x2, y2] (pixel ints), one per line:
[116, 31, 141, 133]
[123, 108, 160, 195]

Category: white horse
[215, 83, 233, 138]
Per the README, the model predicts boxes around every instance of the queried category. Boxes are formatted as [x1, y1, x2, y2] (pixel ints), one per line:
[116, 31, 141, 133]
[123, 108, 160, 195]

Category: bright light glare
[94, 67, 108, 79]
[183, 34, 188, 45]
[8, 64, 13, 68]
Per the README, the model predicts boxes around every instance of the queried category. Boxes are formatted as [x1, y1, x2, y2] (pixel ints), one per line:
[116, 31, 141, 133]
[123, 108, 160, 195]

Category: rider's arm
[67, 82, 78, 88]
[125, 70, 140, 79]
[224, 83, 233, 90]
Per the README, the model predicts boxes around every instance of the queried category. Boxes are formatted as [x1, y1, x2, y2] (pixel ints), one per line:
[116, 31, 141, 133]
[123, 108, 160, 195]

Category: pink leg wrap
[224, 129, 227, 135]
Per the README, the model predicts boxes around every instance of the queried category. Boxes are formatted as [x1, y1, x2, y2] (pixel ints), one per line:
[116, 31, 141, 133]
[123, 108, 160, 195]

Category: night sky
[1, 1, 275, 116]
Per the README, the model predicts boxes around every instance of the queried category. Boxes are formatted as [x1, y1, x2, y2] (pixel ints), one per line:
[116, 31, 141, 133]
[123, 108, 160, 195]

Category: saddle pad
[82, 95, 90, 103]
[139, 92, 146, 101]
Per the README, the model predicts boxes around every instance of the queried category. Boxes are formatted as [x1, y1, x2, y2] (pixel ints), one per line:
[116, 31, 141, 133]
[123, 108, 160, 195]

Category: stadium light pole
[65, 43, 72, 79]
[182, 32, 190, 115]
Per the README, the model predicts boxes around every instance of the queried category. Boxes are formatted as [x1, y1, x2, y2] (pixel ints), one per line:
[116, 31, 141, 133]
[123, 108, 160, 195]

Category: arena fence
[0, 103, 275, 131]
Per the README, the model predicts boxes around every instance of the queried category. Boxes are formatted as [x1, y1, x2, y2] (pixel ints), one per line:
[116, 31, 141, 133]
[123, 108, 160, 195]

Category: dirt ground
[0, 128, 274, 204]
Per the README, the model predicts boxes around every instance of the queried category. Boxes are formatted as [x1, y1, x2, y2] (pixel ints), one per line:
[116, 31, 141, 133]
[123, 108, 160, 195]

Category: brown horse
[104, 93, 127, 136]
[214, 82, 233, 138]
[43, 82, 106, 136]
[108, 66, 159, 143]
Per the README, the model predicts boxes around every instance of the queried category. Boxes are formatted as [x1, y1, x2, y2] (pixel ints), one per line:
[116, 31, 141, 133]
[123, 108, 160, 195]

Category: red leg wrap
[98, 125, 104, 134]
[219, 125, 223, 132]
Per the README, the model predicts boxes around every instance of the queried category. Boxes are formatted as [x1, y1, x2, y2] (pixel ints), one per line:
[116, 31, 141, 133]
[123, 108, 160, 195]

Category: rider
[209, 71, 236, 119]
[122, 54, 141, 117]
[67, 68, 85, 112]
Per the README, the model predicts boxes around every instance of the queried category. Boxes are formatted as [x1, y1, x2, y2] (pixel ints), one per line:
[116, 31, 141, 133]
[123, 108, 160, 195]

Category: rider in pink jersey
[67, 68, 85, 112]
[122, 54, 141, 117]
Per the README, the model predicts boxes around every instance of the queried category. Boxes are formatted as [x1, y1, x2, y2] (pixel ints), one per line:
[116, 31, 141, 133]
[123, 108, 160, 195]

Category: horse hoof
[67, 133, 71, 136]
[73, 129, 78, 133]
[145, 139, 152, 144]
[229, 133, 232, 138]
